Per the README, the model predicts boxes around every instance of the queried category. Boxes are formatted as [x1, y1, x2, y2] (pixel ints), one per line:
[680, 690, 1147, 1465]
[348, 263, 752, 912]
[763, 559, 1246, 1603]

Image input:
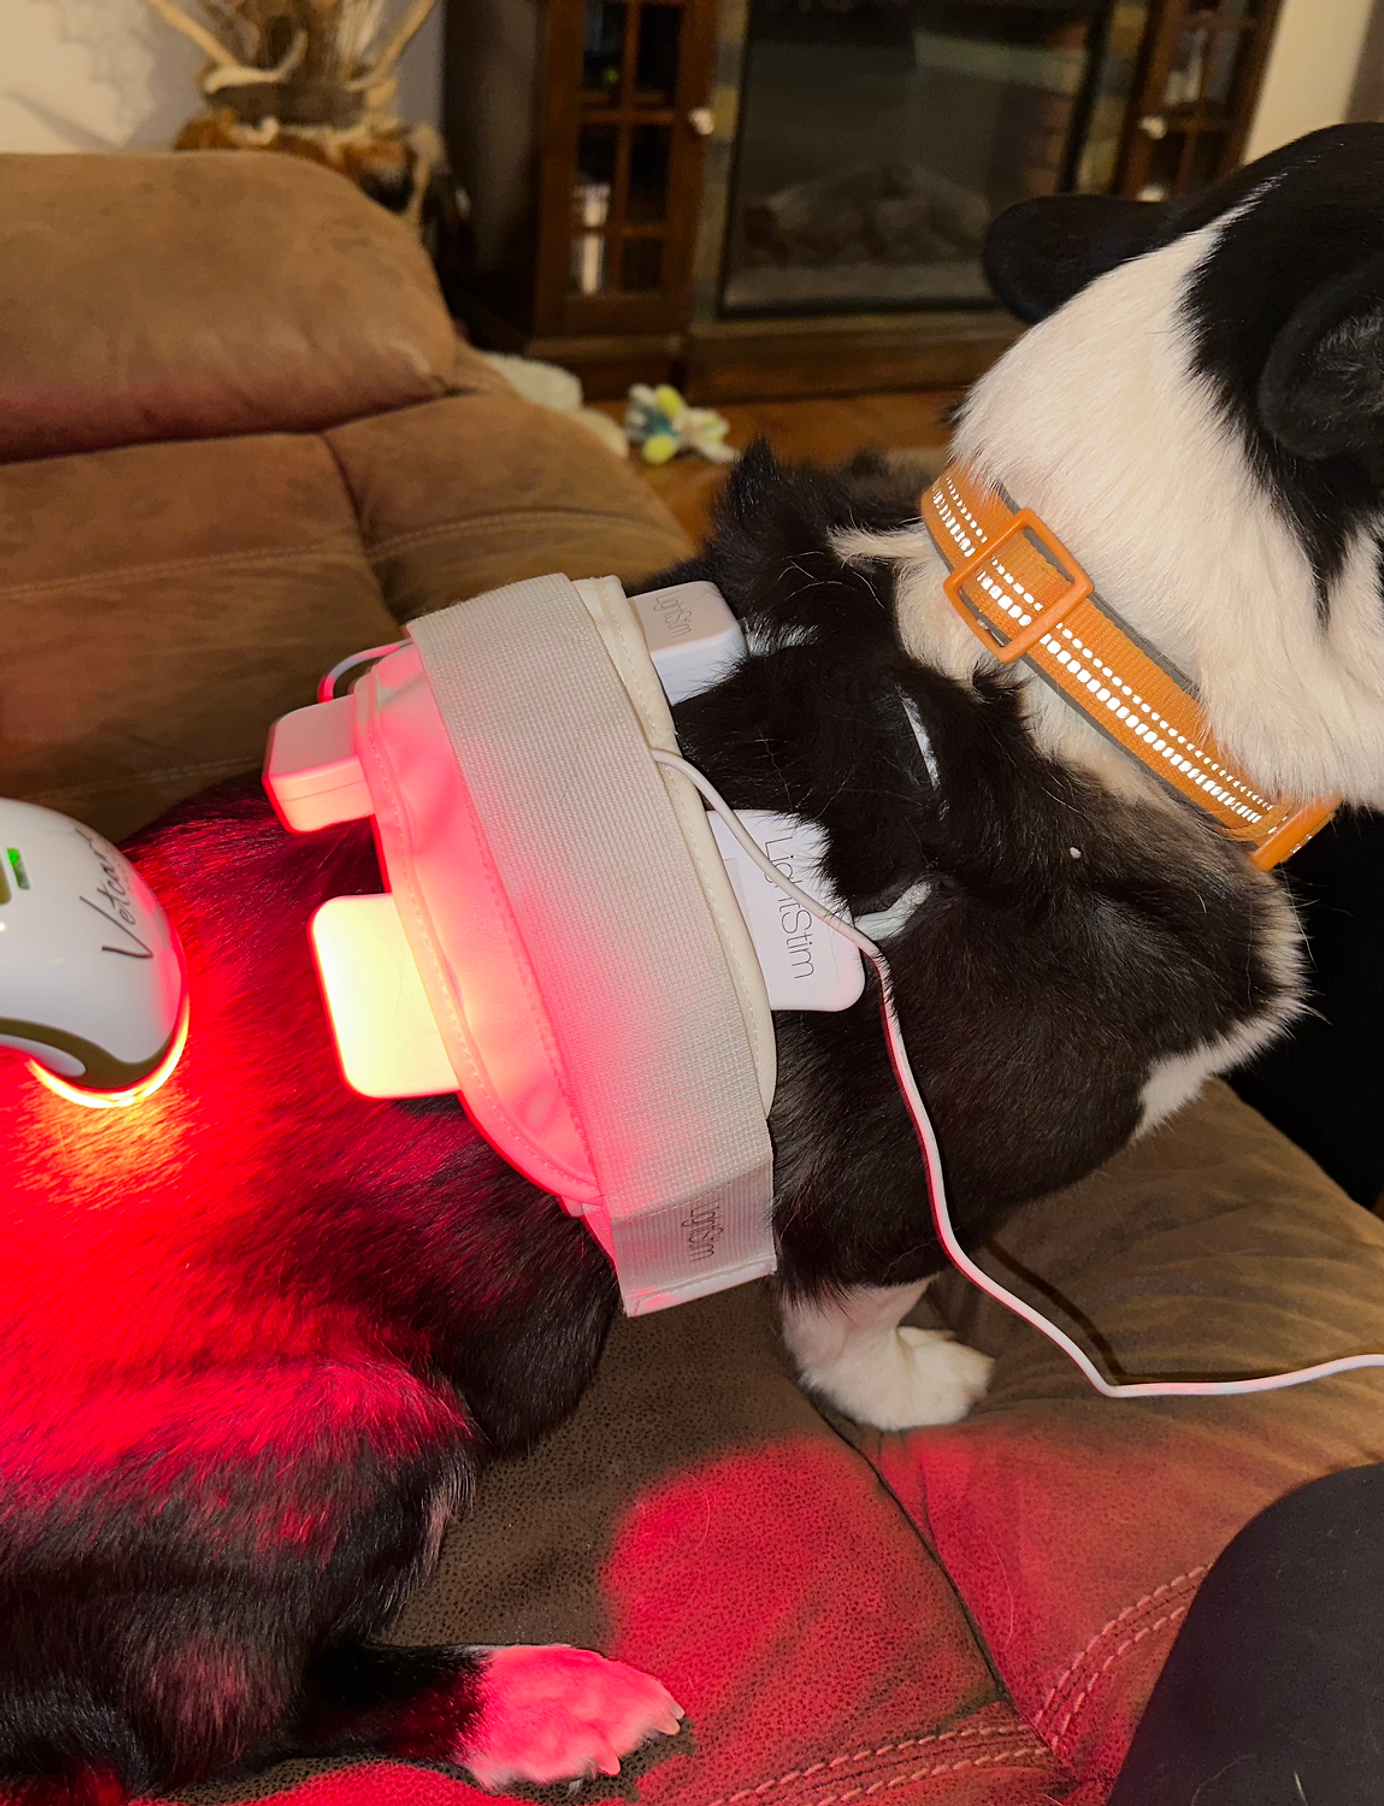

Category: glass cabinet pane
[572, 125, 618, 293]
[571, 187, 610, 293]
[576, 121, 619, 186]
[1187, 126, 1229, 186]
[583, 0, 628, 98]
[1205, 27, 1246, 105]
[628, 124, 672, 220]
[1135, 127, 1178, 200]
[635, 4, 683, 102]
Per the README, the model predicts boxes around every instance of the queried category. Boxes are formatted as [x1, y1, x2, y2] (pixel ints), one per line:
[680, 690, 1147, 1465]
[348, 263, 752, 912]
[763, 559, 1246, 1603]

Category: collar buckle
[943, 507, 1093, 664]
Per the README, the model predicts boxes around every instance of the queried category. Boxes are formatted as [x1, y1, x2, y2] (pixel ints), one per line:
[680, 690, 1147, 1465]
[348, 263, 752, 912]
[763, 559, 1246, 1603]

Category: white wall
[0, 0, 443, 154]
[1245, 0, 1376, 160]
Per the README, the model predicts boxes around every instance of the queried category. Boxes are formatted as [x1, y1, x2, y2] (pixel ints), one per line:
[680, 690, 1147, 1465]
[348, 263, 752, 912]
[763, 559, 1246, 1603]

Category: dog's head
[929, 124, 1384, 810]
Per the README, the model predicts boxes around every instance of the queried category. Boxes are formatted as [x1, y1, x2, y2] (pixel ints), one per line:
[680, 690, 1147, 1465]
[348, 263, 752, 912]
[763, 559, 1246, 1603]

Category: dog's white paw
[782, 1281, 994, 1430]
[819, 1325, 994, 1430]
[462, 1644, 684, 1790]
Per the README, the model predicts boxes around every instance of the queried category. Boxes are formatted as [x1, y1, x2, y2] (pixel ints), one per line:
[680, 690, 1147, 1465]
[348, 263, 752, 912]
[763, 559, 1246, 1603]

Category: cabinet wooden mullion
[533, 0, 593, 336]
[604, 0, 640, 278]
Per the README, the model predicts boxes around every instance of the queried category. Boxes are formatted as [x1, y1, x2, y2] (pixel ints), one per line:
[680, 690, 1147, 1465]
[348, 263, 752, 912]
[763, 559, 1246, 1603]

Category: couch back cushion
[0, 151, 491, 464]
[0, 151, 692, 840]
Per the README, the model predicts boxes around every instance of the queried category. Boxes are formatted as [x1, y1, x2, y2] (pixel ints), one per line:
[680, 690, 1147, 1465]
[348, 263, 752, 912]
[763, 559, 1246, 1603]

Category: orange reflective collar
[918, 465, 1337, 871]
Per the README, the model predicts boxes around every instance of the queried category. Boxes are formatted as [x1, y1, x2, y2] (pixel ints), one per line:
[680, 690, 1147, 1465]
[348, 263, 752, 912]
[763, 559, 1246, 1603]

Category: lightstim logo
[762, 834, 815, 979]
[650, 593, 694, 639]
[683, 1201, 723, 1261]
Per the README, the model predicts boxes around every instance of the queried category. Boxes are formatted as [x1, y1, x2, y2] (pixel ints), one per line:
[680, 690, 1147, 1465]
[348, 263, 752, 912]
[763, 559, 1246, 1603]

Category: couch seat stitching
[703, 1719, 1061, 1806]
[367, 506, 681, 560]
[0, 538, 365, 604]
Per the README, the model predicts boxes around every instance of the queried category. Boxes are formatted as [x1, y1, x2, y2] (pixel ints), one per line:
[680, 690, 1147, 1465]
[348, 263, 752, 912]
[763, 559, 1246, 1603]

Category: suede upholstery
[0, 433, 398, 840]
[177, 1086, 1384, 1806]
[0, 152, 479, 464]
[3, 150, 1382, 1806]
[324, 397, 692, 624]
[0, 152, 690, 840]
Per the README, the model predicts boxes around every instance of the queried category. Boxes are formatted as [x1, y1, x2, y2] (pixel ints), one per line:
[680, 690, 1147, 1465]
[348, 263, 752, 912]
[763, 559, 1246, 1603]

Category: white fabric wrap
[360, 574, 776, 1316]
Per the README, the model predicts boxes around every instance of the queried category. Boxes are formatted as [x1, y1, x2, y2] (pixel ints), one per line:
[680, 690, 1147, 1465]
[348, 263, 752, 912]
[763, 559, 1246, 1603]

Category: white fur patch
[1139, 865, 1305, 1131]
[1140, 1014, 1296, 1133]
[899, 688, 942, 789]
[745, 620, 820, 654]
[851, 214, 1384, 813]
[781, 1280, 993, 1430]
[855, 879, 932, 942]
[462, 1645, 684, 1791]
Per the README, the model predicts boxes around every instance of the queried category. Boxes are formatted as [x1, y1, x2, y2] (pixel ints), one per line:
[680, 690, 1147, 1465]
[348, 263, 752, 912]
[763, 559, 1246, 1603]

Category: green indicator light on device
[8, 849, 30, 890]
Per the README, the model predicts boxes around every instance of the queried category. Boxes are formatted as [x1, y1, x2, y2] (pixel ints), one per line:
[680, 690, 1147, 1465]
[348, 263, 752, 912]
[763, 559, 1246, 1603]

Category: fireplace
[719, 1, 1111, 316]
[444, 0, 1282, 398]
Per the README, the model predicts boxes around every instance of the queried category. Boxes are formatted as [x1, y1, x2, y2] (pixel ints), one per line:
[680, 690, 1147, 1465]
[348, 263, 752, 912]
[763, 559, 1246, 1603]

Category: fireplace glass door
[720, 0, 1115, 315]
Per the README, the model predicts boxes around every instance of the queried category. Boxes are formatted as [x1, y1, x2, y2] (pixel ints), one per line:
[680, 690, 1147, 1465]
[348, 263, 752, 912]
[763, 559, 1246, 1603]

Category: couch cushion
[170, 1089, 1384, 1806]
[859, 1082, 1384, 1804]
[0, 152, 504, 464]
[180, 1284, 1068, 1806]
[325, 397, 693, 619]
[0, 433, 400, 840]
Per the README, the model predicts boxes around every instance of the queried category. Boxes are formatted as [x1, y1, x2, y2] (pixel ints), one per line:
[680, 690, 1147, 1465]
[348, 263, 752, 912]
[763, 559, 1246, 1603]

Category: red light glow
[28, 989, 191, 1110]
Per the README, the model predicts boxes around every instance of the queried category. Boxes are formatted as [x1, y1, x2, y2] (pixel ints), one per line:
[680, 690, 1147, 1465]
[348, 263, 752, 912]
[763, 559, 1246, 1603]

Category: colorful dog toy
[624, 384, 736, 465]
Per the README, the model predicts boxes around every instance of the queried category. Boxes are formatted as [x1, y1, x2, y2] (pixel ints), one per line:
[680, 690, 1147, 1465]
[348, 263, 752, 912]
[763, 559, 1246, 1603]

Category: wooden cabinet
[446, 0, 1288, 398]
[531, 0, 719, 341]
[1115, 0, 1283, 200]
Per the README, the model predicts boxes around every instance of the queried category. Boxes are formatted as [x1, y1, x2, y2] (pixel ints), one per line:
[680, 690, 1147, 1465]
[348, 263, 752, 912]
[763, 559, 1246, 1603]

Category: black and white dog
[683, 123, 1384, 1428]
[1, 123, 1382, 1803]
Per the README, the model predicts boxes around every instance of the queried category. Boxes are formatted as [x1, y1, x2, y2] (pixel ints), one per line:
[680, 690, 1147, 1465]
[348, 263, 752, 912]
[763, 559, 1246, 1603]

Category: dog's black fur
[665, 446, 1288, 1291]
[8, 123, 1384, 1801]
[0, 444, 1288, 1802]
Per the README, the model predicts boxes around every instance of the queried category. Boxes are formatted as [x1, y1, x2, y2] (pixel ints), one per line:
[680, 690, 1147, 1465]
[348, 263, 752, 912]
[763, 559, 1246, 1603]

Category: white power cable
[652, 749, 1384, 1400]
[317, 644, 406, 706]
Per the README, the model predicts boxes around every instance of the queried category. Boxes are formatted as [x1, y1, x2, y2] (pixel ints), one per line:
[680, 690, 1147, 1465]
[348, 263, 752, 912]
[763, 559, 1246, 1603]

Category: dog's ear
[983, 194, 1168, 323]
[1258, 255, 1384, 460]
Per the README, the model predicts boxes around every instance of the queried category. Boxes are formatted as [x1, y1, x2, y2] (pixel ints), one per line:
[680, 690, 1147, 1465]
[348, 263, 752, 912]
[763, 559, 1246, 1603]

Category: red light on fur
[28, 992, 190, 1110]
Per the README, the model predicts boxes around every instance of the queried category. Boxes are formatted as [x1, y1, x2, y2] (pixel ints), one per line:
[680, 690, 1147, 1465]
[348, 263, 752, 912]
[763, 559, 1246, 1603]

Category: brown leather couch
[3, 151, 1383, 1806]
[0, 150, 688, 843]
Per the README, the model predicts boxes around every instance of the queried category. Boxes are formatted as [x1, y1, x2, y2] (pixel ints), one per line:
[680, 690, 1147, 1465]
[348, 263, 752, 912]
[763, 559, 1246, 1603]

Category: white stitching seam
[702, 1723, 1054, 1806]
[789, 1749, 1051, 1804]
[1035, 1566, 1209, 1750]
[0, 538, 360, 603]
[1049, 1607, 1191, 1745]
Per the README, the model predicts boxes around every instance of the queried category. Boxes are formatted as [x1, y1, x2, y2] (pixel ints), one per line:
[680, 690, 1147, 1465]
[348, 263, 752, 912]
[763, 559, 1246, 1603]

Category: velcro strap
[403, 576, 775, 1315]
